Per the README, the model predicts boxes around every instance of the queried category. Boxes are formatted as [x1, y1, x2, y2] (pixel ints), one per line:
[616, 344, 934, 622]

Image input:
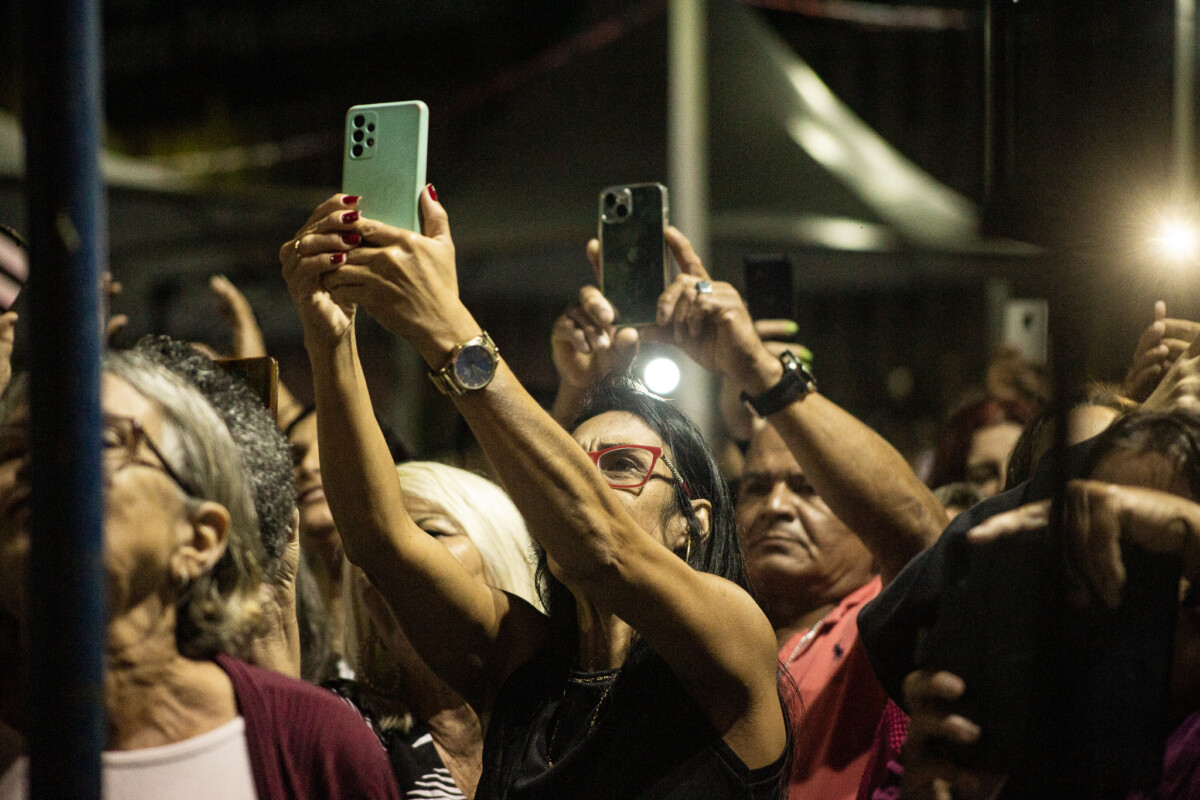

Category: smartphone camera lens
[604, 192, 617, 207]
[616, 204, 628, 218]
[353, 115, 366, 128]
[367, 123, 376, 132]
[352, 129, 365, 143]
[366, 138, 375, 147]
[352, 144, 364, 158]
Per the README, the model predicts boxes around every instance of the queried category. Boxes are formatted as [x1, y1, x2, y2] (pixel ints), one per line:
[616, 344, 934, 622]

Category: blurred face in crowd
[735, 425, 873, 607]
[571, 411, 697, 558]
[288, 413, 341, 566]
[965, 421, 1023, 498]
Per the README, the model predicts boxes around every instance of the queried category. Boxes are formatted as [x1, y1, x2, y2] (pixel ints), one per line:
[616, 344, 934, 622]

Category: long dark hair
[536, 374, 750, 667]
[1082, 408, 1200, 496]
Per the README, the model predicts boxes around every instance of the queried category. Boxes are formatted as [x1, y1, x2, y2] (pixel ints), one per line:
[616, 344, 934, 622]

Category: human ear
[171, 501, 231, 584]
[690, 498, 712, 538]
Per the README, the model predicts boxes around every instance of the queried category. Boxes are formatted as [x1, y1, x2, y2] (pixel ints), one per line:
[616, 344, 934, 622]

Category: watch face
[453, 344, 496, 390]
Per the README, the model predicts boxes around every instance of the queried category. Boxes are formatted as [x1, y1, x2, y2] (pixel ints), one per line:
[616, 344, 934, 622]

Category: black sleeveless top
[477, 641, 789, 800]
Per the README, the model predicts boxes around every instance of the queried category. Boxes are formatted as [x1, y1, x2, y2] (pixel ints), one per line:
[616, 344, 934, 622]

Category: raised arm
[209, 274, 306, 428]
[655, 229, 948, 585]
[549, 242, 639, 426]
[280, 195, 547, 711]
[325, 189, 785, 768]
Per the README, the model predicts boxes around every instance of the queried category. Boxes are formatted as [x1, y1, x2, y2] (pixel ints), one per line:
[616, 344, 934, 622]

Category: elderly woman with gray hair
[0, 351, 399, 800]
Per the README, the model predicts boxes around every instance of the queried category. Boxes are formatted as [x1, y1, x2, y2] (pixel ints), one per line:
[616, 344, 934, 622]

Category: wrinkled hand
[322, 187, 476, 365]
[211, 274, 268, 358]
[280, 194, 363, 347]
[968, 480, 1200, 608]
[650, 227, 774, 388]
[901, 670, 1001, 800]
[1125, 302, 1200, 402]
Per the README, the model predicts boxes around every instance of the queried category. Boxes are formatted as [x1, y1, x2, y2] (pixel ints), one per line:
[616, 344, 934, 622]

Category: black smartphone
[743, 254, 794, 321]
[216, 357, 279, 416]
[599, 183, 670, 327]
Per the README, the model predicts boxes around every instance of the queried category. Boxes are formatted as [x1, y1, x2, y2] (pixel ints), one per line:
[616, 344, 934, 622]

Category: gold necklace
[546, 668, 620, 767]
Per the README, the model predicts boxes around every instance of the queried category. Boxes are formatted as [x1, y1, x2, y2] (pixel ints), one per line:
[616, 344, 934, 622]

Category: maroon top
[215, 654, 401, 800]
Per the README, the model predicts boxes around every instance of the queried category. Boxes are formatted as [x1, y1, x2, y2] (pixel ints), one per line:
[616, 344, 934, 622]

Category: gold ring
[293, 239, 301, 255]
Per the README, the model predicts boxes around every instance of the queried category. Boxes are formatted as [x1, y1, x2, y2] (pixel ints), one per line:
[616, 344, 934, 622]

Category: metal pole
[20, 0, 108, 794]
[668, 0, 715, 437]
[1175, 0, 1196, 201]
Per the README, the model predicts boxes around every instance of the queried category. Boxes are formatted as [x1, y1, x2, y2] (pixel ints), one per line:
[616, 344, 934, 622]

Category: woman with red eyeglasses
[281, 190, 790, 800]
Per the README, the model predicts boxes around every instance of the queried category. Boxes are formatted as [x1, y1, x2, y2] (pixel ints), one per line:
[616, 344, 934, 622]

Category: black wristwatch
[740, 350, 816, 417]
[427, 332, 499, 396]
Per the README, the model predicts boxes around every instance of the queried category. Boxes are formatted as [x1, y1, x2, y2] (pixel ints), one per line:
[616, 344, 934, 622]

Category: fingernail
[427, 184, 439, 203]
[785, 321, 799, 334]
[341, 211, 359, 223]
[341, 233, 361, 245]
[330, 253, 345, 265]
[597, 332, 610, 348]
[343, 195, 360, 205]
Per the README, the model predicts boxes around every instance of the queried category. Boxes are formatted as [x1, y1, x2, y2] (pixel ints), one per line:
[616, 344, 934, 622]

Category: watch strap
[740, 351, 816, 417]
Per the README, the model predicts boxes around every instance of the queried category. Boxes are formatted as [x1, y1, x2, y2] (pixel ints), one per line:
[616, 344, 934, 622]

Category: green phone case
[342, 101, 429, 233]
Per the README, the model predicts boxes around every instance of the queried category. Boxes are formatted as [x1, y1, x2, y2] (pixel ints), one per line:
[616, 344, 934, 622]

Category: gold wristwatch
[427, 332, 499, 396]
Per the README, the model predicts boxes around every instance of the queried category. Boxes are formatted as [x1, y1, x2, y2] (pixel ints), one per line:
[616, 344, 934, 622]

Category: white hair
[397, 461, 540, 607]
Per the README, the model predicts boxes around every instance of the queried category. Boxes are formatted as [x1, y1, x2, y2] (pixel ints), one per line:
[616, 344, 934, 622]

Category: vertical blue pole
[20, 0, 107, 796]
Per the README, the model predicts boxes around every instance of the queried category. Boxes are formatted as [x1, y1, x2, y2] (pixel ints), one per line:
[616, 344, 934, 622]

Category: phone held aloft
[598, 183, 670, 327]
[342, 101, 429, 233]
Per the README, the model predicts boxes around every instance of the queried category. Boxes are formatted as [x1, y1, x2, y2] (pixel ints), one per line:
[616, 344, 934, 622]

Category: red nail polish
[341, 233, 361, 245]
[341, 211, 359, 223]
[343, 195, 360, 205]
[427, 184, 439, 203]
[330, 252, 345, 265]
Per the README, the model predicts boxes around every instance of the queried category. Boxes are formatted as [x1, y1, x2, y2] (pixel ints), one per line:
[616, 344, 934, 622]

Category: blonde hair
[343, 461, 540, 682]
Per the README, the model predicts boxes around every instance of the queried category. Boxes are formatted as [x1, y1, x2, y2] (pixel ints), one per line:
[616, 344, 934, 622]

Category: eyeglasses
[0, 414, 198, 497]
[587, 444, 693, 499]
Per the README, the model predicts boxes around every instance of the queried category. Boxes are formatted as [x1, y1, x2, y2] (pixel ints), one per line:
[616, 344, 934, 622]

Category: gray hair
[105, 351, 264, 658]
[5, 353, 265, 658]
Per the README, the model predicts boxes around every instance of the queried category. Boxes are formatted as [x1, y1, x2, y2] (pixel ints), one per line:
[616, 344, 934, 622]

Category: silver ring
[695, 280, 713, 295]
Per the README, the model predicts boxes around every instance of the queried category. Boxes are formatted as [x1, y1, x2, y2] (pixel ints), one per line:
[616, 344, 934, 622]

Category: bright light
[643, 357, 681, 395]
[1154, 218, 1199, 262]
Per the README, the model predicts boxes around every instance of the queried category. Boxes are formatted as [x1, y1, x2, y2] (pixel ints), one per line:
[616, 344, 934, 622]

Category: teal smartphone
[342, 101, 429, 232]
[599, 183, 671, 327]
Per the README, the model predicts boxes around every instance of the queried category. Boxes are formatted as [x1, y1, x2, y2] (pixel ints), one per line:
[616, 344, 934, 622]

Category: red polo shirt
[782, 576, 888, 800]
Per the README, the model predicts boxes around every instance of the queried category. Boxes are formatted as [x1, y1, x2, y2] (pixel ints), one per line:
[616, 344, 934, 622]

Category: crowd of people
[0, 186, 1199, 799]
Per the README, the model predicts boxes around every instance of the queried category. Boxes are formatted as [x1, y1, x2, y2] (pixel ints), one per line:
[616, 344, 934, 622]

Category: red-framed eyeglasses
[587, 444, 693, 499]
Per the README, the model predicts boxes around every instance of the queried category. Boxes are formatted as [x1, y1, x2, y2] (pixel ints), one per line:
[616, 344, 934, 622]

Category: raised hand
[553, 239, 642, 394]
[1124, 301, 1200, 402]
[968, 480, 1200, 608]
[321, 187, 478, 365]
[279, 194, 364, 347]
[211, 274, 268, 358]
[1142, 327, 1200, 413]
[650, 227, 775, 390]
